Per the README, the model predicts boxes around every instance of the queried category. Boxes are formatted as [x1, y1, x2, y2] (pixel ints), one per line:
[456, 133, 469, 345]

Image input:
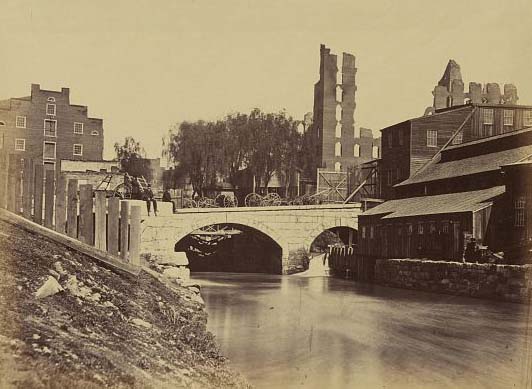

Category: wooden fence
[0, 154, 142, 265]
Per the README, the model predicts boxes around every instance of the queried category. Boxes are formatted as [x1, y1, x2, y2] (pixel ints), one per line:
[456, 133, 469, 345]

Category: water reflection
[192, 273, 529, 389]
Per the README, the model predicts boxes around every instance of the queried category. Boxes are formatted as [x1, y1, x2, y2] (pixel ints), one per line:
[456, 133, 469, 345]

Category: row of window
[333, 142, 380, 158]
[12, 116, 99, 135]
[482, 108, 532, 127]
[14, 138, 84, 156]
[361, 221, 450, 239]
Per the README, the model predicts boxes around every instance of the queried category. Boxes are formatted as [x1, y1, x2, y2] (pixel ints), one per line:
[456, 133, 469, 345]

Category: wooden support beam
[129, 205, 141, 265]
[33, 164, 44, 224]
[107, 197, 120, 256]
[22, 158, 33, 219]
[66, 179, 78, 238]
[54, 174, 67, 233]
[14, 157, 23, 214]
[120, 201, 129, 261]
[79, 184, 94, 245]
[0, 153, 8, 209]
[44, 169, 55, 228]
[7, 154, 18, 213]
[94, 191, 107, 251]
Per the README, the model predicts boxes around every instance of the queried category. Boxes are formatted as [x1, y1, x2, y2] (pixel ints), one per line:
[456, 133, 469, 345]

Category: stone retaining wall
[375, 258, 532, 303]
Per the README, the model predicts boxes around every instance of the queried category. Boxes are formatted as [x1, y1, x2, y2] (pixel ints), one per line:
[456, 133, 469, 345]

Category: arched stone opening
[174, 223, 284, 274]
[307, 226, 358, 253]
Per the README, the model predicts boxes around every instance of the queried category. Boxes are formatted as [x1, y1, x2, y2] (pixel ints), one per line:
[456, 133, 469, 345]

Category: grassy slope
[0, 220, 250, 389]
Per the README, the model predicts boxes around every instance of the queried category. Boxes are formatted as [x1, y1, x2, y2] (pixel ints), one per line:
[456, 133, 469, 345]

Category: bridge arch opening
[174, 223, 283, 274]
[309, 226, 358, 253]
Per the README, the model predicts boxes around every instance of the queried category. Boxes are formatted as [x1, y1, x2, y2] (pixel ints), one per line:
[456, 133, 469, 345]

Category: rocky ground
[0, 219, 250, 388]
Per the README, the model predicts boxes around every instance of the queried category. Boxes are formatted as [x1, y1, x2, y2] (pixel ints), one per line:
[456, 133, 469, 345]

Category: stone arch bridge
[140, 203, 362, 274]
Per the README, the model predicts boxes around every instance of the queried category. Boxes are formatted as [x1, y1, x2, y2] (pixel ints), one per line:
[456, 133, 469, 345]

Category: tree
[114, 137, 152, 181]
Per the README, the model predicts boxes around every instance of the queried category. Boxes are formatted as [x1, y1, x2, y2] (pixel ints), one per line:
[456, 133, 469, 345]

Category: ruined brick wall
[375, 258, 532, 303]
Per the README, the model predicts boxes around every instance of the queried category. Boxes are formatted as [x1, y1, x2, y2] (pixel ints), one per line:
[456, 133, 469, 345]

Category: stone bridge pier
[139, 203, 361, 274]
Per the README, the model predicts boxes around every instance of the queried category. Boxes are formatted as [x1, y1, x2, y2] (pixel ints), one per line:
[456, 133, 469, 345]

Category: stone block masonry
[375, 258, 532, 303]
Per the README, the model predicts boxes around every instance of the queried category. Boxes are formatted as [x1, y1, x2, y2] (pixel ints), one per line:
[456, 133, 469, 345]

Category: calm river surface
[191, 272, 531, 389]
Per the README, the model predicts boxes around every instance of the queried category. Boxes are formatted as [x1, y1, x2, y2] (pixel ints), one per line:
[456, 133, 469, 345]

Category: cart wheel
[223, 195, 237, 208]
[245, 193, 262, 207]
[215, 194, 226, 207]
[114, 183, 130, 199]
[183, 198, 198, 208]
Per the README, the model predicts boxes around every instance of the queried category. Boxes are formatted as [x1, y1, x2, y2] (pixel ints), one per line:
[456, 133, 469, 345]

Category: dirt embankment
[0, 219, 250, 388]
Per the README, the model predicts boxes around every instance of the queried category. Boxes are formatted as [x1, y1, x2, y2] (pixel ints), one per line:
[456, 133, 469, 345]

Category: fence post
[129, 205, 141, 265]
[107, 197, 120, 256]
[94, 191, 107, 251]
[7, 154, 18, 213]
[44, 169, 55, 228]
[120, 201, 129, 260]
[79, 184, 94, 245]
[33, 164, 44, 224]
[55, 174, 67, 233]
[66, 179, 78, 238]
[22, 158, 33, 219]
[0, 153, 9, 209]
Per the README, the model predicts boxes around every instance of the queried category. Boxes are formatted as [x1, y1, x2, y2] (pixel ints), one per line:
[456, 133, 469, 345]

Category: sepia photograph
[0, 1, 531, 388]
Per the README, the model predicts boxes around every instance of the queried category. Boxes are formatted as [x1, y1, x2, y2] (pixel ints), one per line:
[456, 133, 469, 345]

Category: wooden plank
[33, 164, 44, 224]
[0, 153, 8, 209]
[14, 157, 23, 214]
[22, 158, 33, 219]
[129, 205, 141, 265]
[94, 191, 107, 251]
[0, 208, 140, 276]
[7, 154, 18, 213]
[107, 197, 120, 256]
[54, 174, 67, 233]
[79, 184, 94, 245]
[44, 169, 55, 228]
[119, 201, 129, 260]
[66, 179, 79, 238]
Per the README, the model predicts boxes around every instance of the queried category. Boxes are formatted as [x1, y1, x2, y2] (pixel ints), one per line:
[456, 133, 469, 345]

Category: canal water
[191, 272, 531, 389]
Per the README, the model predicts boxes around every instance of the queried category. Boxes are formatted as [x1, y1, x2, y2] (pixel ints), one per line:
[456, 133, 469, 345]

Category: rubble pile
[0, 220, 250, 388]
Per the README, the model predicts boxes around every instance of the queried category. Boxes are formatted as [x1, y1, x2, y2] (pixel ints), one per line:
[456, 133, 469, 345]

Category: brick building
[309, 44, 380, 173]
[0, 84, 104, 169]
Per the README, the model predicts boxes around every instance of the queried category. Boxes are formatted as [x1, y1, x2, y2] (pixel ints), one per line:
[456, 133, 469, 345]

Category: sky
[1, 0, 531, 160]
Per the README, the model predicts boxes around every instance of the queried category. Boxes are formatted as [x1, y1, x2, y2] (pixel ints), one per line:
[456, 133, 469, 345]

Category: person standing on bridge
[144, 184, 158, 216]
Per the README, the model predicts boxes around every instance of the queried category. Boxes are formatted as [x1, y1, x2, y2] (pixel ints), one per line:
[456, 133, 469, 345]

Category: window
[524, 110, 532, 127]
[335, 122, 341, 138]
[15, 138, 25, 151]
[354, 144, 360, 157]
[335, 104, 342, 121]
[361, 226, 366, 239]
[74, 122, 84, 134]
[372, 145, 379, 159]
[73, 144, 83, 156]
[515, 197, 526, 227]
[418, 223, 424, 235]
[47, 97, 56, 102]
[46, 103, 56, 116]
[91, 130, 99, 136]
[430, 223, 436, 233]
[334, 161, 342, 172]
[427, 130, 438, 147]
[452, 131, 463, 145]
[44, 119, 57, 137]
[370, 226, 374, 239]
[16, 116, 26, 128]
[336, 85, 343, 102]
[503, 110, 514, 126]
[334, 142, 342, 157]
[43, 142, 56, 160]
[407, 224, 413, 235]
[483, 109, 494, 124]
[442, 221, 449, 234]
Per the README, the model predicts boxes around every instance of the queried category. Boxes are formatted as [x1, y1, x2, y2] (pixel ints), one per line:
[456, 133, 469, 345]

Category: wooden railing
[0, 154, 142, 265]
